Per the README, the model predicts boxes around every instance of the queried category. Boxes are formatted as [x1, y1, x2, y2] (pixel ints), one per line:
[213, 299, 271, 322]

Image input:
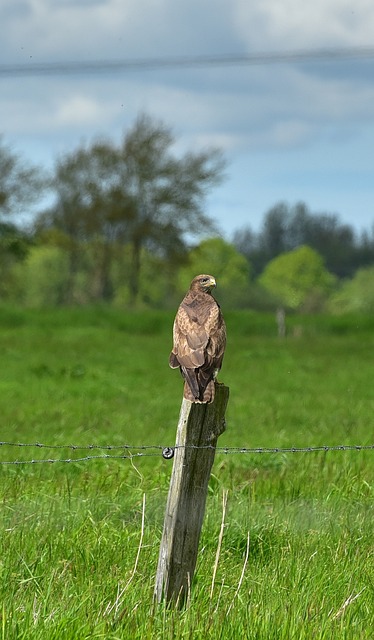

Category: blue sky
[1, 0, 374, 238]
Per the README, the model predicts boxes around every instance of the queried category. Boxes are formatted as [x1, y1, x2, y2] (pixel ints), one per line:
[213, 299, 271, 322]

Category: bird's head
[191, 274, 217, 293]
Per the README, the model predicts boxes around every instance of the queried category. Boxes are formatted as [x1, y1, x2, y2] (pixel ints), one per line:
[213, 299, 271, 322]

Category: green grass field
[0, 307, 373, 639]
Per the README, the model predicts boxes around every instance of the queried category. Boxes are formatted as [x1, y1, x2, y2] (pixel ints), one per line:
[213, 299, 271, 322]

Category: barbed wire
[0, 440, 373, 465]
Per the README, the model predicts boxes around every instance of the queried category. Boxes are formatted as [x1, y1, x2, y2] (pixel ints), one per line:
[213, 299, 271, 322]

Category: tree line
[1, 114, 374, 313]
[233, 201, 374, 279]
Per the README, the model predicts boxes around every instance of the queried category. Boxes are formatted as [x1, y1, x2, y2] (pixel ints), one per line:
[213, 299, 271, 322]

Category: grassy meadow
[0, 306, 373, 639]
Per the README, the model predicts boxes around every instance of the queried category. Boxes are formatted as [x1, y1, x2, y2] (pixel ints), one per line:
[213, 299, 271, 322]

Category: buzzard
[169, 274, 226, 403]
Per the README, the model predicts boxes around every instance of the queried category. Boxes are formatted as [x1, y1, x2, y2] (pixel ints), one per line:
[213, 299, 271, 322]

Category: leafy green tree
[12, 246, 70, 307]
[0, 222, 31, 299]
[328, 266, 374, 314]
[233, 201, 373, 279]
[35, 140, 127, 303]
[0, 221, 29, 259]
[112, 246, 175, 308]
[261, 202, 290, 257]
[114, 113, 225, 303]
[0, 137, 45, 220]
[258, 245, 336, 311]
[39, 113, 225, 305]
[0, 138, 46, 299]
[289, 205, 357, 278]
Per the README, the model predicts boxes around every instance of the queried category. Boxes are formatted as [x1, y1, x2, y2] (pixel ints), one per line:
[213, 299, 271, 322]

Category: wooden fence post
[154, 383, 229, 605]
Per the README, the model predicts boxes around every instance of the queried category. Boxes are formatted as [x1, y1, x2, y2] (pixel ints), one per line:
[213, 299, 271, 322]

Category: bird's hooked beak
[209, 276, 217, 289]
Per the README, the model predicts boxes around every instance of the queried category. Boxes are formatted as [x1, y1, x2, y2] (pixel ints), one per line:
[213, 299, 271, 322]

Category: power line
[1, 47, 374, 78]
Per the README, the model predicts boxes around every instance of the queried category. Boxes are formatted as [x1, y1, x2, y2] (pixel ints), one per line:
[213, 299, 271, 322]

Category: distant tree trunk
[90, 240, 113, 302]
[129, 237, 141, 306]
[63, 244, 81, 305]
[276, 307, 286, 338]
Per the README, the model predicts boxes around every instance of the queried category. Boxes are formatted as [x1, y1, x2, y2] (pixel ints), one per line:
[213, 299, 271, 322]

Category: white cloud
[233, 0, 374, 50]
[1, 0, 134, 59]
[55, 95, 104, 126]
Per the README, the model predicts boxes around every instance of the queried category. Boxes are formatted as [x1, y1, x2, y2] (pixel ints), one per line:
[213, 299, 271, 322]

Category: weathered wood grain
[154, 383, 229, 604]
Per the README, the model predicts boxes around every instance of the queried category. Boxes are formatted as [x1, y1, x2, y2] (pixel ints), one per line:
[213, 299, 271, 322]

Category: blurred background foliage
[1, 116, 374, 314]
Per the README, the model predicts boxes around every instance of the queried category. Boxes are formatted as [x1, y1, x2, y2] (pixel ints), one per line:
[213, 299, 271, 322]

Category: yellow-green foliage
[329, 265, 374, 313]
[14, 246, 70, 307]
[259, 245, 336, 310]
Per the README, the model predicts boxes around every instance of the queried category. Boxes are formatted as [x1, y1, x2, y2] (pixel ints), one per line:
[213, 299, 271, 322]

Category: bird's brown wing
[197, 303, 226, 400]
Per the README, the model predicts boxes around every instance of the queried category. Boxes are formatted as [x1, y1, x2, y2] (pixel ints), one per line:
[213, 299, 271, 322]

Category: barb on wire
[0, 440, 372, 465]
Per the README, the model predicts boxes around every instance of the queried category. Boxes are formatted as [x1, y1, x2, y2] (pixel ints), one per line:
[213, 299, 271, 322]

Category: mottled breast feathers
[169, 274, 226, 403]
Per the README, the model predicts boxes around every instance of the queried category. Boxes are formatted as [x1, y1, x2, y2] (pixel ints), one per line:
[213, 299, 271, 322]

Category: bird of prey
[169, 274, 226, 403]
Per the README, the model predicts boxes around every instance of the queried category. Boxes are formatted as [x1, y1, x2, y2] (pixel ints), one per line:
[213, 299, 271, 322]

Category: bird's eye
[201, 277, 209, 283]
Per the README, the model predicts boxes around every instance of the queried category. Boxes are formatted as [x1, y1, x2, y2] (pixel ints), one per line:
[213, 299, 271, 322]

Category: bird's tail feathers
[181, 366, 200, 400]
[183, 379, 215, 404]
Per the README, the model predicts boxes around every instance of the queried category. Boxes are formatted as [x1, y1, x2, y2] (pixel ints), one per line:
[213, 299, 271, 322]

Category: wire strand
[1, 47, 374, 78]
[0, 441, 372, 465]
